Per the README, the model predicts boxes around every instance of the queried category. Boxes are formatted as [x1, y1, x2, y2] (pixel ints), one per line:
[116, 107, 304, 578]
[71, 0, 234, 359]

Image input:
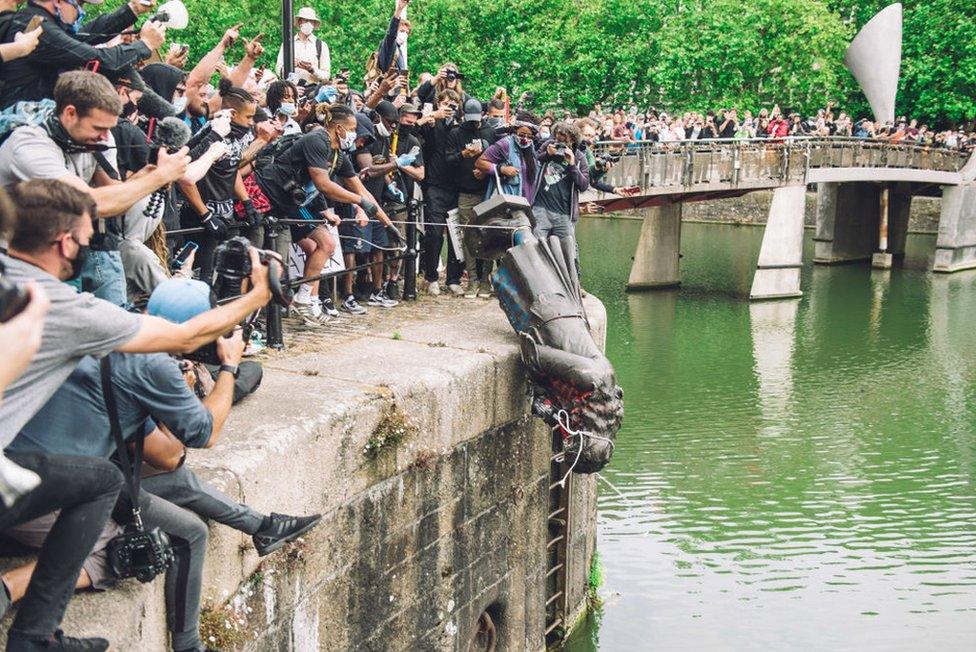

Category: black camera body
[551, 142, 569, 159]
[280, 179, 308, 207]
[0, 262, 29, 323]
[184, 237, 292, 365]
[594, 151, 621, 173]
[0, 275, 28, 324]
[107, 526, 175, 583]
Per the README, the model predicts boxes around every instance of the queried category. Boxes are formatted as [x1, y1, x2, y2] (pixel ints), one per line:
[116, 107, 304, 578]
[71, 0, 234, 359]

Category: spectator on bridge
[275, 6, 331, 85]
[718, 110, 738, 139]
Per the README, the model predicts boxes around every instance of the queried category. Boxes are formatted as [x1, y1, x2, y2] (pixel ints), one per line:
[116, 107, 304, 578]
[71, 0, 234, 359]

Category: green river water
[565, 218, 976, 651]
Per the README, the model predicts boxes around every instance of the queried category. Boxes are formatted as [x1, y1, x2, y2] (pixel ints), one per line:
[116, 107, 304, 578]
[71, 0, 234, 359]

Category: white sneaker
[368, 291, 398, 308]
[292, 300, 330, 326]
[340, 295, 367, 315]
[0, 455, 41, 508]
[447, 283, 463, 296]
[427, 281, 441, 296]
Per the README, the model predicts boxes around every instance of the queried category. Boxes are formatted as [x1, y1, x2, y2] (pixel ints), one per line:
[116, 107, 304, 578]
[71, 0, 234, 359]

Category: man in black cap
[446, 97, 495, 298]
[358, 101, 424, 300]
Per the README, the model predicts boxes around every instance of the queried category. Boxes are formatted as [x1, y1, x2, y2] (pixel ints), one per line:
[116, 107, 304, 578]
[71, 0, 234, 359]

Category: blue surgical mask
[316, 85, 338, 103]
[278, 102, 296, 117]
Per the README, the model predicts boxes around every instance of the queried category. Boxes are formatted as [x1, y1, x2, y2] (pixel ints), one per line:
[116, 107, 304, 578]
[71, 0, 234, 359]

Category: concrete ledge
[1, 295, 606, 650]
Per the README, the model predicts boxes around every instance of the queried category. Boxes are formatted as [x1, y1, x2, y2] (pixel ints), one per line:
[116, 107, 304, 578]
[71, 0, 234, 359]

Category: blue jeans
[68, 249, 128, 307]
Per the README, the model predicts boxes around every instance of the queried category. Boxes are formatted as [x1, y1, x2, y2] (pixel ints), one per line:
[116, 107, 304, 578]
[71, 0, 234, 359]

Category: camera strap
[99, 356, 146, 530]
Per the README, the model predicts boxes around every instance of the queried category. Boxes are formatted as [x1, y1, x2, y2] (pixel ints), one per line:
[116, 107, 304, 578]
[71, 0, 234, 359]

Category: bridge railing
[590, 137, 971, 193]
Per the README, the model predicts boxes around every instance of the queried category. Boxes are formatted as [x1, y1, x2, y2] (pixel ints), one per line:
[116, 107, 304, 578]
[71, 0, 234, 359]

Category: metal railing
[589, 137, 972, 194]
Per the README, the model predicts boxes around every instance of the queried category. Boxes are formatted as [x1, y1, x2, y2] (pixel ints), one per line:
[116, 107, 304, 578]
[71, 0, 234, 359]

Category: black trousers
[421, 184, 463, 285]
[0, 453, 123, 642]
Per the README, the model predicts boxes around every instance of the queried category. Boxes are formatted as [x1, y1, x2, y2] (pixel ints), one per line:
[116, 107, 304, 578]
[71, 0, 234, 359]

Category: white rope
[552, 408, 615, 488]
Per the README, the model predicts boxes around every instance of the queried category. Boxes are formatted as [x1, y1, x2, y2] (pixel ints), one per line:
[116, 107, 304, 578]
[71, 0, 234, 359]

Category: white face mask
[172, 96, 187, 113]
[299, 22, 314, 36]
[396, 31, 408, 46]
[376, 121, 391, 138]
[339, 129, 357, 151]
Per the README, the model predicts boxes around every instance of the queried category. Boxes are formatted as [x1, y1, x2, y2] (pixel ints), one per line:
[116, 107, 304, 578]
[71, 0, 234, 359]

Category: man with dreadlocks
[177, 78, 263, 282]
[254, 103, 398, 326]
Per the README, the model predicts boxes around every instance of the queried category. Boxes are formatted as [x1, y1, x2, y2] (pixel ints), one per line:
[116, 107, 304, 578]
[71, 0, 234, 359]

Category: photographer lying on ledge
[5, 276, 320, 652]
[0, 179, 273, 651]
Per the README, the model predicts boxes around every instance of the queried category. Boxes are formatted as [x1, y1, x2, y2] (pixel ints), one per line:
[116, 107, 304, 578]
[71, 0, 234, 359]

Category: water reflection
[749, 301, 797, 438]
[567, 219, 976, 652]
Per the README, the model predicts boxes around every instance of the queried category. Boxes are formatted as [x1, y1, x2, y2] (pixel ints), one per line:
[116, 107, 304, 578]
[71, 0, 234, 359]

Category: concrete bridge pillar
[626, 203, 682, 290]
[933, 184, 976, 273]
[814, 182, 879, 264]
[750, 185, 806, 300]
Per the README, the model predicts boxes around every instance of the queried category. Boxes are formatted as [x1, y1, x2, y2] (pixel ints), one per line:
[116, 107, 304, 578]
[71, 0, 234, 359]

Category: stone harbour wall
[0, 297, 605, 651]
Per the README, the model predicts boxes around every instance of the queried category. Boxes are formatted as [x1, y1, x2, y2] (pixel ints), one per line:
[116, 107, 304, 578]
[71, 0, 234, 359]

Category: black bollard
[263, 217, 285, 350]
[403, 199, 419, 301]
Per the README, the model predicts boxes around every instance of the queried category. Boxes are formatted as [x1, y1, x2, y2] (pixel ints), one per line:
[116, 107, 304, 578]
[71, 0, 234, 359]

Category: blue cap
[147, 278, 214, 324]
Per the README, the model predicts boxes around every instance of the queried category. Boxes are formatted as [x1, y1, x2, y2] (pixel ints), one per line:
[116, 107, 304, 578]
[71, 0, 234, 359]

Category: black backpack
[253, 132, 303, 171]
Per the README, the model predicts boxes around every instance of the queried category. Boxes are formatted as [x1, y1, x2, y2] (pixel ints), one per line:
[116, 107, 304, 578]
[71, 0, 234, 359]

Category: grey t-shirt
[0, 125, 98, 186]
[8, 351, 213, 458]
[0, 254, 141, 448]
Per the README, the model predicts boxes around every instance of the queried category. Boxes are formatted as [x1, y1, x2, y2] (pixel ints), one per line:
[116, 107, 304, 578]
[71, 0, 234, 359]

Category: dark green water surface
[566, 218, 976, 651]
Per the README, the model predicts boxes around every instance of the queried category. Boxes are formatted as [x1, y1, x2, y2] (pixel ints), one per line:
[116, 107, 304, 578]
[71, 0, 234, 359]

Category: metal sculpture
[467, 196, 624, 474]
[844, 3, 902, 124]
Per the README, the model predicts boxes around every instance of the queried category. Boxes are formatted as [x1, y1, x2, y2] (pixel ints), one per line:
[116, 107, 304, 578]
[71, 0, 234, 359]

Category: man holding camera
[416, 89, 463, 295]
[9, 273, 319, 652]
[0, 178, 273, 650]
[531, 122, 589, 241]
[0, 71, 190, 305]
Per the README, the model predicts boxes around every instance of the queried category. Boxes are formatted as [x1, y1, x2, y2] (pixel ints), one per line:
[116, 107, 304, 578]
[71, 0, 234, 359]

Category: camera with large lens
[594, 151, 621, 173]
[185, 237, 293, 364]
[281, 179, 308, 207]
[107, 526, 175, 583]
[0, 261, 29, 324]
[551, 142, 569, 160]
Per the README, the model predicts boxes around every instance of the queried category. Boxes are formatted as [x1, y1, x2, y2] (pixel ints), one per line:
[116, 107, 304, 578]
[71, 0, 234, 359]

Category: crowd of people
[577, 103, 976, 151]
[0, 0, 972, 650]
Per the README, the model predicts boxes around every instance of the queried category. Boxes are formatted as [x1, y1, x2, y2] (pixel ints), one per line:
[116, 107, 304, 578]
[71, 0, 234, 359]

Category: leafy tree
[87, 0, 973, 124]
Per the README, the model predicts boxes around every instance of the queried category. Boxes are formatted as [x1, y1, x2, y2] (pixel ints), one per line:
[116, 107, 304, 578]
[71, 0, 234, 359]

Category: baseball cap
[148, 279, 215, 324]
[400, 102, 422, 116]
[374, 100, 399, 123]
[463, 98, 483, 123]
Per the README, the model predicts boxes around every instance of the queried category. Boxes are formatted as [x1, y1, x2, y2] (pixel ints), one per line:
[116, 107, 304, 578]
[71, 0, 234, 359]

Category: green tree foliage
[92, 0, 973, 124]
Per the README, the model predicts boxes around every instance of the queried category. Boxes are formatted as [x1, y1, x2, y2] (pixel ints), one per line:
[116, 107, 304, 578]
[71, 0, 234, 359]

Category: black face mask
[44, 116, 108, 154]
[66, 244, 89, 282]
[399, 124, 415, 139]
[229, 122, 251, 139]
[122, 101, 139, 120]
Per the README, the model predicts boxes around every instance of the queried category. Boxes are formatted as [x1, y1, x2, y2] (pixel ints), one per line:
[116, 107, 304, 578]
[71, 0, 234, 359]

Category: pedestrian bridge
[582, 138, 976, 299]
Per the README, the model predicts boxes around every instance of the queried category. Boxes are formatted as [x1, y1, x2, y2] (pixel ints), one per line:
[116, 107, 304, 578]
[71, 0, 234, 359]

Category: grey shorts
[5, 511, 122, 590]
